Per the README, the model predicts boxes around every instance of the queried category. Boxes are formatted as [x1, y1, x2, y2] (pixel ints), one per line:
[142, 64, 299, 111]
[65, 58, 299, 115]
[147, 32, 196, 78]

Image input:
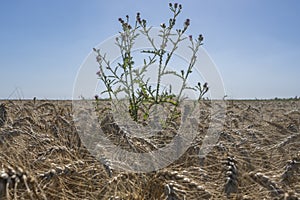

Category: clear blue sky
[1, 0, 299, 99]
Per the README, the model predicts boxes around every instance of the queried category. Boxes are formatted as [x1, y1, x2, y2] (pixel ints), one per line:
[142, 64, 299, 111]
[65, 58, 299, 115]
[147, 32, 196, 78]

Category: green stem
[176, 40, 200, 104]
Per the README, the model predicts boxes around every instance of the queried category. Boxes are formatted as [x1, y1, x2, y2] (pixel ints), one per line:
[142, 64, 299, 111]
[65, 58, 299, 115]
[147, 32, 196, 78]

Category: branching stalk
[94, 3, 208, 122]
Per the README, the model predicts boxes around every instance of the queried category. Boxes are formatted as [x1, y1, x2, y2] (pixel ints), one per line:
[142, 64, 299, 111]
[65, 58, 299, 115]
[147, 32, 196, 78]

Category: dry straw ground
[0, 99, 299, 199]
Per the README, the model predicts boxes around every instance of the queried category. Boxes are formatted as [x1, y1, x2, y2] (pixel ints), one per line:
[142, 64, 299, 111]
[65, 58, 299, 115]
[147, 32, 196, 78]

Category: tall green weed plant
[93, 3, 208, 122]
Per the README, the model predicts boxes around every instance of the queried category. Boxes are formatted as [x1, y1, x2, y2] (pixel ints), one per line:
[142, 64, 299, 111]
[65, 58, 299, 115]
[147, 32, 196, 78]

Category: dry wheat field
[0, 99, 299, 200]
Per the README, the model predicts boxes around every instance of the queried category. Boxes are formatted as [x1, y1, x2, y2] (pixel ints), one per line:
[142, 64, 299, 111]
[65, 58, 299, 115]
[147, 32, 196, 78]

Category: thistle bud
[142, 19, 146, 26]
[160, 23, 166, 28]
[136, 13, 141, 23]
[184, 19, 190, 27]
[174, 3, 178, 8]
[169, 18, 176, 26]
[169, 3, 172, 7]
[198, 34, 204, 42]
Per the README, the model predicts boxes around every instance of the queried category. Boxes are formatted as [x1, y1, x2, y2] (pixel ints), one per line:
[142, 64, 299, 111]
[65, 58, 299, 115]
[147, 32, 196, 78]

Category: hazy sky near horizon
[0, 0, 299, 99]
